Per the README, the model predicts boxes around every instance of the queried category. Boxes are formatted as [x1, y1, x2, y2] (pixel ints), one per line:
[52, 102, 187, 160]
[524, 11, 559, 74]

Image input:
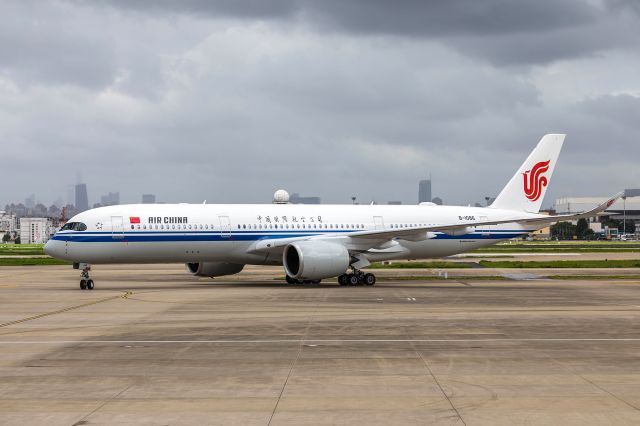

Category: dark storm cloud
[0, 0, 638, 207]
[99, 0, 594, 36]
[95, 0, 635, 66]
[97, 0, 298, 19]
[0, 2, 117, 88]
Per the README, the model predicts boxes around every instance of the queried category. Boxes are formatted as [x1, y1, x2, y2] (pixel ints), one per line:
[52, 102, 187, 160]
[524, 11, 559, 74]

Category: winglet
[590, 191, 624, 216]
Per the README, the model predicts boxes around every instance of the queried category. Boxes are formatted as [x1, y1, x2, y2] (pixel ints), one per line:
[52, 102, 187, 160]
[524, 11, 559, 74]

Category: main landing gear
[285, 276, 321, 285]
[338, 269, 376, 286]
[79, 264, 94, 290]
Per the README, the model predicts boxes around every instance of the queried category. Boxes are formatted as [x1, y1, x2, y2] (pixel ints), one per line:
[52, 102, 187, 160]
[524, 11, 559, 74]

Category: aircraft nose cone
[44, 240, 58, 258]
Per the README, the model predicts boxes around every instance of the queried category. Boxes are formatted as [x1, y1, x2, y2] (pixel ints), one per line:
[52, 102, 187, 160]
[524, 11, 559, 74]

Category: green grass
[479, 259, 640, 268]
[473, 241, 640, 253]
[367, 261, 473, 269]
[0, 257, 70, 266]
[0, 244, 46, 256]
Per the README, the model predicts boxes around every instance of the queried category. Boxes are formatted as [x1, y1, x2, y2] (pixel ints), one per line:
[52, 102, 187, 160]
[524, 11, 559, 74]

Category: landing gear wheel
[348, 274, 359, 286]
[311, 279, 321, 285]
[285, 275, 296, 284]
[364, 273, 376, 286]
[338, 274, 348, 286]
[79, 264, 94, 290]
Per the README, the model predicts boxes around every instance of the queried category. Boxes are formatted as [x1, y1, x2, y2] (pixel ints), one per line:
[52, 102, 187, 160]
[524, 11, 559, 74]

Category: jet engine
[283, 241, 349, 280]
[186, 262, 244, 277]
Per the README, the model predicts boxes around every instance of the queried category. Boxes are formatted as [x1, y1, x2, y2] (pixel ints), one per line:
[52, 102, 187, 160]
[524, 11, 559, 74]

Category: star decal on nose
[95, 222, 103, 230]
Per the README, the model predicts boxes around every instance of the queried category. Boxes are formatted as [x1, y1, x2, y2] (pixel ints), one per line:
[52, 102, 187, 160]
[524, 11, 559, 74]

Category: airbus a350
[44, 134, 620, 289]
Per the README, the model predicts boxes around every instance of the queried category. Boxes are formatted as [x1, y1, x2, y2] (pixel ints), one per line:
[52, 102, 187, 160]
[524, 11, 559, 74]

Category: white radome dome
[273, 189, 290, 204]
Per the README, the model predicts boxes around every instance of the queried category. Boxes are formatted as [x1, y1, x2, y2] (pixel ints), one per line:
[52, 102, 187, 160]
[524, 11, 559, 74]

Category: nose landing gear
[78, 264, 94, 290]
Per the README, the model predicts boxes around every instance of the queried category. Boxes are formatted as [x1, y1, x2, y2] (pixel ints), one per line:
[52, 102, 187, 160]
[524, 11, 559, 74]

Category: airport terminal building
[553, 189, 640, 237]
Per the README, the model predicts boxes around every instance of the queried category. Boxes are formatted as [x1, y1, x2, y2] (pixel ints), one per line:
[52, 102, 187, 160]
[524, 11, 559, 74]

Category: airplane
[44, 134, 620, 290]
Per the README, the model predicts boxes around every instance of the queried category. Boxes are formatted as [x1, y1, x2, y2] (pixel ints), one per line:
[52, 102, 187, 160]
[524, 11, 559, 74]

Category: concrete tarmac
[1, 264, 640, 425]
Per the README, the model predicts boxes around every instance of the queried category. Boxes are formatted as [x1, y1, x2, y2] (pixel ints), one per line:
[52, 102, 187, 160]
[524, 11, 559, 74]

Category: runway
[1, 264, 640, 425]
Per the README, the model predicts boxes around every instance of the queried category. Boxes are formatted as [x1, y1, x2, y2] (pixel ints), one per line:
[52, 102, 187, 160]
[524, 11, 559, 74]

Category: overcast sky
[1, 0, 639, 208]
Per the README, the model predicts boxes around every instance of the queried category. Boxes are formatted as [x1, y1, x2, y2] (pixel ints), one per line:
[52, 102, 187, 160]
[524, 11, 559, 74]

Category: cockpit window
[60, 222, 87, 231]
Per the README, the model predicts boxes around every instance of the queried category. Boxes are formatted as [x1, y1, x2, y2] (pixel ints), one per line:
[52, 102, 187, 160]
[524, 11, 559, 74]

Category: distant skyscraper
[100, 192, 120, 206]
[142, 194, 156, 204]
[418, 178, 432, 203]
[75, 184, 89, 212]
[25, 194, 36, 209]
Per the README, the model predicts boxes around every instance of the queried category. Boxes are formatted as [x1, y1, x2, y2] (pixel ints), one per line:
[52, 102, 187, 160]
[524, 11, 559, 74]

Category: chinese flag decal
[129, 217, 141, 224]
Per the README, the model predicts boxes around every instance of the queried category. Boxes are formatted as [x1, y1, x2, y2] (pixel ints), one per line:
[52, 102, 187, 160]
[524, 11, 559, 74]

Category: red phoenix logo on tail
[523, 160, 550, 202]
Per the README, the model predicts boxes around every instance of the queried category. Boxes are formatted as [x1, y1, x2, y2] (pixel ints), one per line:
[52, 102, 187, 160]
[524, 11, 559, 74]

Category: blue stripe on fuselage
[51, 231, 527, 243]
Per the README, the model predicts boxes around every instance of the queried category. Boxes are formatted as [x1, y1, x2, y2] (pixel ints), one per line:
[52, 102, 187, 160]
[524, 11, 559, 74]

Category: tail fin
[490, 134, 565, 213]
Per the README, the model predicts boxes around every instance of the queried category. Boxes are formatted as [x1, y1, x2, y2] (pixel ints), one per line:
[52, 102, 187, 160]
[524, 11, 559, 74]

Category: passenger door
[219, 215, 231, 239]
[373, 216, 385, 230]
[477, 215, 491, 238]
[111, 216, 124, 240]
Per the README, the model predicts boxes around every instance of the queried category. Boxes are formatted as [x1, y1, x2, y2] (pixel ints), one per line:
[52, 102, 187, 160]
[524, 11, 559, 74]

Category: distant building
[25, 194, 36, 209]
[554, 190, 640, 234]
[431, 197, 443, 205]
[387, 201, 402, 205]
[75, 183, 89, 212]
[0, 212, 17, 233]
[142, 194, 156, 204]
[19, 218, 52, 244]
[100, 192, 120, 206]
[290, 193, 321, 204]
[418, 179, 432, 203]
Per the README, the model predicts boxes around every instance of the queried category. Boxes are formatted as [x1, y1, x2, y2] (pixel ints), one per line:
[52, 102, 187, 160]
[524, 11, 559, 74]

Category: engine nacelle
[186, 262, 244, 277]
[283, 241, 349, 280]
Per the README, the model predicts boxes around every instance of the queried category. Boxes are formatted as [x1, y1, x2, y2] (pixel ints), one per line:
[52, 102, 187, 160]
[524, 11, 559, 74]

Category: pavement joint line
[267, 294, 318, 425]
[411, 340, 466, 425]
[2, 338, 640, 344]
[544, 353, 640, 412]
[0, 291, 132, 328]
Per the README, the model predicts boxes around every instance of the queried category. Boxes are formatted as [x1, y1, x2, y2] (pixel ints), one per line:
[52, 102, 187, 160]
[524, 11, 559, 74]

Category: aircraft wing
[249, 192, 622, 254]
[349, 191, 623, 240]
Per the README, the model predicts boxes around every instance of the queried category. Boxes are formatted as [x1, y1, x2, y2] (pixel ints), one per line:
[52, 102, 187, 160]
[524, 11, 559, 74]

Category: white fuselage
[44, 203, 538, 265]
